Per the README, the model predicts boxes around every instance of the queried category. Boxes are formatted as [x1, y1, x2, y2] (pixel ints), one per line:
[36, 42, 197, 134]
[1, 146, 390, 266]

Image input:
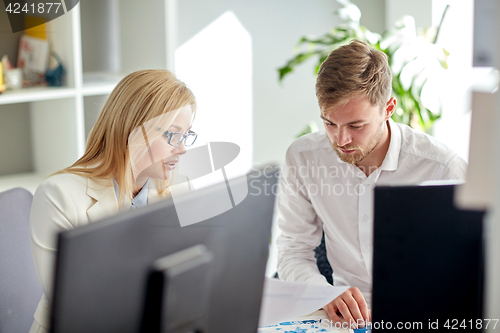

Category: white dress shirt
[276, 119, 467, 306]
[113, 178, 150, 209]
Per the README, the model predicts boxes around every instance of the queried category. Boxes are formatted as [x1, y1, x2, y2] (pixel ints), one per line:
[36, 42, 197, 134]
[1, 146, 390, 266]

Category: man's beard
[331, 124, 385, 165]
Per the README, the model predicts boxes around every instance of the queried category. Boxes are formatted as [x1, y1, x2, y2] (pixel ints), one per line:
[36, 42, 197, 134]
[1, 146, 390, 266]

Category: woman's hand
[323, 287, 370, 329]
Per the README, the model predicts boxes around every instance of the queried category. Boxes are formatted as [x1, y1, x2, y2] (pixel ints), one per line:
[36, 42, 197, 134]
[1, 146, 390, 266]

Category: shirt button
[362, 215, 369, 222]
[364, 245, 372, 252]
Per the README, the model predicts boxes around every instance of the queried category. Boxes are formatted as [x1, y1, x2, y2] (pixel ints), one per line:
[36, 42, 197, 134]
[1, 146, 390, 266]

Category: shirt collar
[379, 118, 401, 172]
[113, 178, 150, 209]
[332, 118, 401, 177]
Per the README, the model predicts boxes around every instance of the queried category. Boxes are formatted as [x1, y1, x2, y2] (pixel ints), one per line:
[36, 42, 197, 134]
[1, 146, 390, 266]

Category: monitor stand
[140, 245, 213, 333]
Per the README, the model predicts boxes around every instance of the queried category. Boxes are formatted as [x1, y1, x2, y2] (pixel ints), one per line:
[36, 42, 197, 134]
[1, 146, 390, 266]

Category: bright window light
[175, 11, 252, 190]
[431, 0, 474, 161]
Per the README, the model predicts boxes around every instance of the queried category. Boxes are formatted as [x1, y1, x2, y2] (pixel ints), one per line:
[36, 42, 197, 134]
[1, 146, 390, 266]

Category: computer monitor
[50, 166, 279, 333]
[372, 184, 485, 332]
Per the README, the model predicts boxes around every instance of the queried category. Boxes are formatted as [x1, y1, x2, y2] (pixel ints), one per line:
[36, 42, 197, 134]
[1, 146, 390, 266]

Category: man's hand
[323, 287, 370, 328]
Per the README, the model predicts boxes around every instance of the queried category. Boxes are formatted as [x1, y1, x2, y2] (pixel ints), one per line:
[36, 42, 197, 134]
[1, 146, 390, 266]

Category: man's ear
[385, 97, 397, 120]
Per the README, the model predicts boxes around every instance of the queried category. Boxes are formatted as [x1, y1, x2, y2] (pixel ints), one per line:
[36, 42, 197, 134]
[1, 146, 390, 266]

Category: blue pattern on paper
[284, 328, 307, 333]
[258, 320, 326, 333]
[259, 319, 372, 332]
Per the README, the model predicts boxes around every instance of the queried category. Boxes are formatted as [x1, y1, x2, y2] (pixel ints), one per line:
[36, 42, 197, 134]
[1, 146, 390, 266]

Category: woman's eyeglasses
[163, 130, 198, 147]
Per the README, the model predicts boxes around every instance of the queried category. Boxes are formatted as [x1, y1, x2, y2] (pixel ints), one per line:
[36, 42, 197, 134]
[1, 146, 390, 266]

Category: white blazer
[29, 172, 191, 333]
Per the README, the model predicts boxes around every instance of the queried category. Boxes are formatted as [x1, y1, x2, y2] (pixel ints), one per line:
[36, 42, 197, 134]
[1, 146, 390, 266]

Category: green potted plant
[279, 0, 449, 133]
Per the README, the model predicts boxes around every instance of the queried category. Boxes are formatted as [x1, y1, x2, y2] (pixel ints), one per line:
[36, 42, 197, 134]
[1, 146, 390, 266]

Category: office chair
[0, 188, 42, 333]
[314, 231, 333, 285]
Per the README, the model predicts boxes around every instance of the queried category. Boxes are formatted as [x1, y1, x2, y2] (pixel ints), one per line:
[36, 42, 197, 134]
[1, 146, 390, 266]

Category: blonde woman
[29, 70, 197, 333]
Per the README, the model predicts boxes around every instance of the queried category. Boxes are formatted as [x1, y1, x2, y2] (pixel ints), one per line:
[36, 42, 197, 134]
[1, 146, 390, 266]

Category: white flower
[336, 0, 361, 23]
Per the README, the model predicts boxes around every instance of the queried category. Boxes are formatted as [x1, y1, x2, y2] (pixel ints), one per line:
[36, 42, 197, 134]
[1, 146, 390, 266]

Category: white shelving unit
[0, 87, 77, 105]
[0, 0, 174, 193]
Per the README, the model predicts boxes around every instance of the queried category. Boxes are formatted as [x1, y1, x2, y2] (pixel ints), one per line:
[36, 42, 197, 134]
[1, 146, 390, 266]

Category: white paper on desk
[258, 278, 349, 327]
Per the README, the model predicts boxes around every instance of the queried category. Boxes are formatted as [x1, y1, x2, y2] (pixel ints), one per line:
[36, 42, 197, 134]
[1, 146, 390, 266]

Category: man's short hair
[315, 39, 392, 111]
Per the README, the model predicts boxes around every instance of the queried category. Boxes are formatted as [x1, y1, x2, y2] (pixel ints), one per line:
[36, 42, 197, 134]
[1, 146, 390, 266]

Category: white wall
[177, 0, 386, 166]
[385, 0, 432, 29]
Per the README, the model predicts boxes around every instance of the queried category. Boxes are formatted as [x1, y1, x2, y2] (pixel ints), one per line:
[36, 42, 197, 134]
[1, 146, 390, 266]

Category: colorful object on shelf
[0, 61, 5, 93]
[45, 53, 65, 87]
[25, 16, 47, 40]
[17, 35, 50, 76]
[2, 55, 13, 71]
[5, 68, 23, 90]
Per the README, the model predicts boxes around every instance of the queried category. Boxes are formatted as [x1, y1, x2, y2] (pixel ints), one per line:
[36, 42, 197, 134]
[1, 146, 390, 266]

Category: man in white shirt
[276, 39, 466, 328]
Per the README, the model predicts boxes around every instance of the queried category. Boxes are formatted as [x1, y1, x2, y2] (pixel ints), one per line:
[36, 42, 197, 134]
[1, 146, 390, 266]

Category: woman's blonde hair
[55, 69, 196, 207]
[316, 39, 392, 111]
